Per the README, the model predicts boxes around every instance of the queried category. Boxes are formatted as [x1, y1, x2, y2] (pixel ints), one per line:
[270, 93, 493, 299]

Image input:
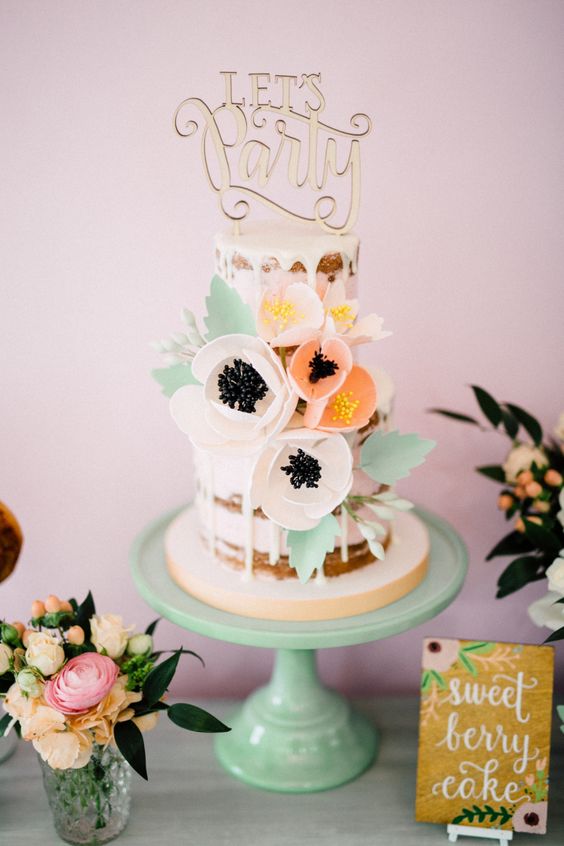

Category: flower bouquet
[433, 387, 564, 641]
[0, 590, 229, 844]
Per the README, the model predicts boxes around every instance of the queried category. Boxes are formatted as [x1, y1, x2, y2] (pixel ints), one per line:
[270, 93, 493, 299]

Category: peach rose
[90, 614, 134, 659]
[20, 704, 65, 741]
[133, 711, 159, 733]
[3, 682, 40, 722]
[44, 653, 119, 715]
[25, 632, 65, 677]
[69, 675, 142, 747]
[34, 725, 93, 770]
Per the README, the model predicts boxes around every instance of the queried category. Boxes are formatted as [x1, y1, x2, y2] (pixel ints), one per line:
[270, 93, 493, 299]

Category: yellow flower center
[262, 296, 302, 328]
[331, 391, 360, 426]
[329, 303, 354, 328]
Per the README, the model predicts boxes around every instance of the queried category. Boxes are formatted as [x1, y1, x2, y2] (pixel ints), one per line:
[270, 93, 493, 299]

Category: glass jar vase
[39, 743, 132, 845]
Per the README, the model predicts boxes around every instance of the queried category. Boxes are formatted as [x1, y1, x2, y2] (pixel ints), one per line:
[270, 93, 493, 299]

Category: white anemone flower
[250, 428, 353, 530]
[528, 591, 564, 631]
[170, 334, 297, 456]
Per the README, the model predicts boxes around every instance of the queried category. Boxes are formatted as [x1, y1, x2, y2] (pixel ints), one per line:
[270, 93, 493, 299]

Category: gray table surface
[1, 697, 562, 845]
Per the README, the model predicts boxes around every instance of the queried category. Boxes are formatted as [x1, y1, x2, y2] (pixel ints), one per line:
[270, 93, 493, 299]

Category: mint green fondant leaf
[286, 514, 341, 584]
[204, 275, 256, 341]
[360, 431, 436, 485]
[152, 363, 199, 397]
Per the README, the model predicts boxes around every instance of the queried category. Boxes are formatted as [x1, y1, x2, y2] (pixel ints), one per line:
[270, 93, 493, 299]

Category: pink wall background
[2, 1, 563, 698]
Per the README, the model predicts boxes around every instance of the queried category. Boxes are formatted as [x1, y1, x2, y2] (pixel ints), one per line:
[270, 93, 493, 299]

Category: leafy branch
[452, 804, 512, 827]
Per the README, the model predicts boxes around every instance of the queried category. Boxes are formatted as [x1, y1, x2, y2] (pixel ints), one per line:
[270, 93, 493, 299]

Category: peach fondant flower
[304, 366, 377, 433]
[288, 337, 353, 403]
[170, 334, 297, 456]
[322, 280, 391, 346]
[257, 282, 325, 347]
[250, 428, 353, 530]
[44, 653, 119, 715]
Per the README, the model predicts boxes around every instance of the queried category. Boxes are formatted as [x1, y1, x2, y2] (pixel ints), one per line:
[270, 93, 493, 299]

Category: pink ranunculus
[44, 653, 119, 715]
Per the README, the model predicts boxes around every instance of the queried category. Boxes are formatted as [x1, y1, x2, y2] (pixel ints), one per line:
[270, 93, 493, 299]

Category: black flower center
[217, 358, 268, 413]
[428, 641, 442, 653]
[524, 813, 540, 827]
[280, 449, 322, 489]
[308, 349, 339, 383]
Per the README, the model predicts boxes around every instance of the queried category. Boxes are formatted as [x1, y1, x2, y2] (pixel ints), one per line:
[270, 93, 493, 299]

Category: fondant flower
[170, 334, 298, 456]
[304, 365, 378, 433]
[422, 638, 460, 672]
[258, 282, 325, 347]
[288, 337, 353, 403]
[322, 280, 391, 346]
[528, 591, 564, 630]
[250, 428, 353, 530]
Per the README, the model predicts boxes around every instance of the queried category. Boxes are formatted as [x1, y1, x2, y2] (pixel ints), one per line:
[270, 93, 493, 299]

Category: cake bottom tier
[165, 505, 430, 622]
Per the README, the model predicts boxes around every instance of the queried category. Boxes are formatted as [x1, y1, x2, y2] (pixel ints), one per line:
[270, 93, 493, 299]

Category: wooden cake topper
[174, 72, 372, 234]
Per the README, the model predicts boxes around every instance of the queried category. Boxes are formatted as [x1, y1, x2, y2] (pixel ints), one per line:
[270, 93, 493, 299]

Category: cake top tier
[215, 221, 359, 289]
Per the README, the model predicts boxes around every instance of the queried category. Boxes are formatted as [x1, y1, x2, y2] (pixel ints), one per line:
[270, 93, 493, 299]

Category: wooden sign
[416, 638, 554, 836]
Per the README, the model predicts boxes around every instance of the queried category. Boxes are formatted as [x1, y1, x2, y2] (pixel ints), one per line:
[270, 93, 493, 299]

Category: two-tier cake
[153, 221, 434, 620]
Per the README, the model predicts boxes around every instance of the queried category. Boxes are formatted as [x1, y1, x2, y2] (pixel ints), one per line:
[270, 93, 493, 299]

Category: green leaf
[0, 713, 13, 737]
[500, 407, 519, 439]
[114, 720, 148, 780]
[523, 519, 561, 555]
[476, 465, 506, 483]
[204, 275, 256, 341]
[75, 591, 96, 640]
[430, 670, 446, 689]
[556, 704, 564, 722]
[421, 670, 431, 693]
[145, 618, 161, 637]
[544, 626, 564, 644]
[461, 642, 494, 654]
[505, 403, 543, 445]
[458, 651, 478, 676]
[168, 703, 231, 733]
[486, 531, 533, 560]
[142, 648, 181, 706]
[151, 363, 199, 397]
[471, 385, 502, 428]
[496, 556, 544, 598]
[428, 409, 481, 425]
[360, 430, 435, 486]
[286, 514, 341, 584]
[150, 648, 204, 668]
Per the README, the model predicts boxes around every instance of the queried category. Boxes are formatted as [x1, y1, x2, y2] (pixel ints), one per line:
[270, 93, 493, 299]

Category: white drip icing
[315, 565, 326, 585]
[268, 521, 280, 566]
[204, 454, 215, 555]
[340, 509, 349, 563]
[215, 221, 359, 289]
[241, 489, 254, 580]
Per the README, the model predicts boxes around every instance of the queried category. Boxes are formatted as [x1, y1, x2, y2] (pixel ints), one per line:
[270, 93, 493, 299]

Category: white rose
[554, 411, 564, 442]
[126, 634, 153, 656]
[16, 668, 43, 698]
[546, 551, 564, 595]
[250, 428, 353, 530]
[503, 444, 548, 484]
[25, 632, 65, 677]
[528, 592, 564, 630]
[0, 643, 13, 675]
[170, 334, 297, 456]
[558, 489, 564, 528]
[90, 614, 133, 659]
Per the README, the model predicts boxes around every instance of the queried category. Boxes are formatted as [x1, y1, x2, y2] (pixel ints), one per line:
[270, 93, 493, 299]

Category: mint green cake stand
[130, 506, 467, 793]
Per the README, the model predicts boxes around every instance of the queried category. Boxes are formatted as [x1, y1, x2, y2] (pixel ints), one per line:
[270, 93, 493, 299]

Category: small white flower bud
[126, 633, 153, 656]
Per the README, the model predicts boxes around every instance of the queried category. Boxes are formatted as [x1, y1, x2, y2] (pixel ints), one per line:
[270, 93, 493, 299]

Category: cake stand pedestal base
[216, 648, 377, 792]
[130, 506, 467, 793]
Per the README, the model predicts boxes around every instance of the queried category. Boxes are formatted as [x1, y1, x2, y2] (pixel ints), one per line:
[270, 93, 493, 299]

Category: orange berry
[528, 515, 543, 526]
[22, 629, 34, 647]
[545, 469, 563, 487]
[66, 625, 85, 645]
[525, 481, 542, 498]
[517, 470, 533, 486]
[11, 621, 25, 638]
[59, 600, 73, 613]
[514, 485, 526, 500]
[498, 494, 513, 511]
[515, 518, 525, 533]
[44, 595, 61, 614]
[31, 600, 45, 619]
